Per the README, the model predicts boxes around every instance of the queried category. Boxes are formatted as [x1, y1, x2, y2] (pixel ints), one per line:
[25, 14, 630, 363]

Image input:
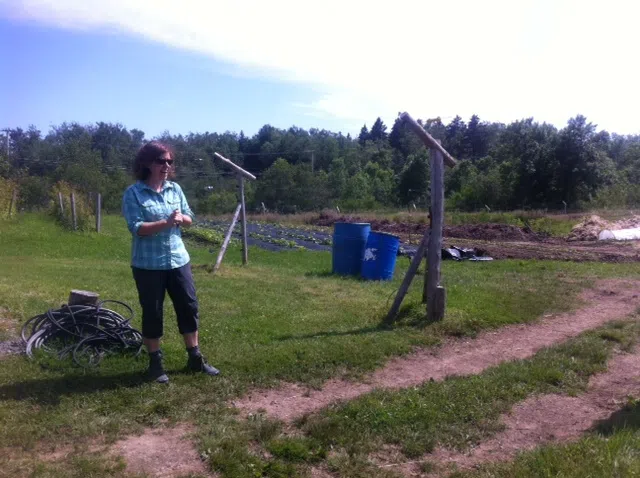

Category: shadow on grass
[382, 301, 439, 329]
[304, 269, 409, 285]
[276, 303, 435, 342]
[304, 270, 370, 281]
[593, 401, 640, 436]
[276, 324, 391, 341]
[0, 370, 168, 405]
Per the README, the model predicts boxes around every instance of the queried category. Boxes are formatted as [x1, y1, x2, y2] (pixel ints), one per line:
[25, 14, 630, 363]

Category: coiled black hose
[21, 300, 142, 367]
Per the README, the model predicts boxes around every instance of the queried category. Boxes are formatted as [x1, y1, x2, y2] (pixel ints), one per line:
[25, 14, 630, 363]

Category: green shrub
[592, 181, 640, 209]
[19, 176, 52, 211]
[198, 190, 239, 215]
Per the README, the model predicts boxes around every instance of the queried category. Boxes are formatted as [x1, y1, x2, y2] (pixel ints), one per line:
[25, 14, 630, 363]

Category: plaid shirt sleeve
[176, 183, 195, 220]
[122, 186, 144, 235]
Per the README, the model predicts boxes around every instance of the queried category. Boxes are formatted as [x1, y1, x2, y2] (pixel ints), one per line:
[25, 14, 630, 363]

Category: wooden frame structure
[211, 152, 256, 272]
[386, 112, 457, 322]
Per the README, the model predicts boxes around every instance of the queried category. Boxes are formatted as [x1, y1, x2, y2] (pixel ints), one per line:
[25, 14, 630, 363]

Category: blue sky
[0, 19, 332, 138]
[1, 0, 639, 139]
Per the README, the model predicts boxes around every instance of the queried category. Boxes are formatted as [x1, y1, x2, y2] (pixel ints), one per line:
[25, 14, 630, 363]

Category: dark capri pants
[132, 263, 199, 339]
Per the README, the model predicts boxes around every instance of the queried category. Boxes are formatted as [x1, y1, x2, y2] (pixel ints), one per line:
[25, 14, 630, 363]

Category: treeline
[1, 114, 639, 215]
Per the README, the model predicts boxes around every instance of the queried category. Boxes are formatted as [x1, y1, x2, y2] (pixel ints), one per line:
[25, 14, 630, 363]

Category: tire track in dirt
[403, 345, 640, 476]
[231, 279, 640, 422]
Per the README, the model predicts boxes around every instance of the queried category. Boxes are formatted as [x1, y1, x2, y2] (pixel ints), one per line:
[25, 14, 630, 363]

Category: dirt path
[407, 345, 640, 476]
[231, 279, 640, 422]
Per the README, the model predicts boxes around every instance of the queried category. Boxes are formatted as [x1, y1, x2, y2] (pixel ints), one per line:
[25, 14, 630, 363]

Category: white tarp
[598, 227, 640, 241]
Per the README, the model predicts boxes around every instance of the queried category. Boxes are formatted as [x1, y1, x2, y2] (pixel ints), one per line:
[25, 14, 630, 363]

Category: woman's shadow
[0, 370, 151, 406]
[592, 400, 640, 435]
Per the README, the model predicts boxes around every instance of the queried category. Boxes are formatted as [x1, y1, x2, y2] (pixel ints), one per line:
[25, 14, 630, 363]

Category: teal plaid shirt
[122, 181, 194, 270]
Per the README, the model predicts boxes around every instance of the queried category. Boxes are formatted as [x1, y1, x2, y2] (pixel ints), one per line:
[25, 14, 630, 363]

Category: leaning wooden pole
[213, 152, 257, 180]
[426, 146, 445, 321]
[212, 152, 256, 266]
[399, 112, 456, 167]
[213, 203, 242, 273]
[385, 230, 430, 323]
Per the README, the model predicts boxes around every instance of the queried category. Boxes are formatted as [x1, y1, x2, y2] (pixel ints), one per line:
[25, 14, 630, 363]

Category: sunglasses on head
[154, 158, 174, 166]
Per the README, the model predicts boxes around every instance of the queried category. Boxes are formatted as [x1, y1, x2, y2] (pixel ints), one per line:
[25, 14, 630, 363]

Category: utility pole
[1, 129, 9, 157]
[311, 150, 315, 173]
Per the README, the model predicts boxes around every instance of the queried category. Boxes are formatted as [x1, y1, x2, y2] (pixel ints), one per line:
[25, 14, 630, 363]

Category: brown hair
[133, 141, 176, 181]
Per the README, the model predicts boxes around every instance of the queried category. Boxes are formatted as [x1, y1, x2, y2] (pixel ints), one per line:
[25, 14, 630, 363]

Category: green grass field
[1, 213, 639, 477]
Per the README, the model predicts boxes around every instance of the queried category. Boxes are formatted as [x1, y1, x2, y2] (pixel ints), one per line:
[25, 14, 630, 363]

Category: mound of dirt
[567, 215, 611, 242]
[568, 214, 640, 242]
[311, 212, 348, 227]
[310, 213, 427, 235]
[613, 215, 640, 229]
[310, 214, 537, 241]
[443, 223, 539, 241]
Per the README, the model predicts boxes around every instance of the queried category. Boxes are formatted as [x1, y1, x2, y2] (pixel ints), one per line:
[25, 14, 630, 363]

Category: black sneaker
[187, 353, 220, 376]
[148, 351, 169, 384]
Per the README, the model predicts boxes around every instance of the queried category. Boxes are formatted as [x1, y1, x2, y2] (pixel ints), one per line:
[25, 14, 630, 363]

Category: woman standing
[122, 141, 219, 383]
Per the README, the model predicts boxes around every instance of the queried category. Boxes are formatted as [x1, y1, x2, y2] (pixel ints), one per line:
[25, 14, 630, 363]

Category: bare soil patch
[309, 213, 640, 262]
[2, 425, 213, 478]
[0, 339, 24, 357]
[109, 424, 213, 478]
[444, 237, 640, 262]
[231, 280, 640, 422]
[0, 308, 23, 358]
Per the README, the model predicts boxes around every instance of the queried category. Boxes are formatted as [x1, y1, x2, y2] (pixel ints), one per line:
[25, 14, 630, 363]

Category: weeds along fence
[50, 181, 103, 232]
[1, 178, 103, 231]
[0, 177, 19, 219]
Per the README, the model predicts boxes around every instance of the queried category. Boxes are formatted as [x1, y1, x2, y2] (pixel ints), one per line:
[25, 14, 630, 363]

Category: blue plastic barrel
[332, 222, 371, 276]
[361, 231, 400, 281]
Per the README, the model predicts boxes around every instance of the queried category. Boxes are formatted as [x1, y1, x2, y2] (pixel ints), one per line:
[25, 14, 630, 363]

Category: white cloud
[2, 0, 639, 133]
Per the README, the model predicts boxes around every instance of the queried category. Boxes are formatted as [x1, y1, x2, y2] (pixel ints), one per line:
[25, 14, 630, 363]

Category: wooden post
[70, 192, 77, 231]
[213, 203, 242, 273]
[68, 290, 99, 306]
[423, 206, 433, 303]
[385, 230, 430, 323]
[58, 192, 64, 215]
[426, 146, 445, 321]
[239, 176, 248, 265]
[8, 188, 17, 216]
[384, 113, 456, 325]
[96, 193, 102, 233]
[431, 286, 446, 321]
